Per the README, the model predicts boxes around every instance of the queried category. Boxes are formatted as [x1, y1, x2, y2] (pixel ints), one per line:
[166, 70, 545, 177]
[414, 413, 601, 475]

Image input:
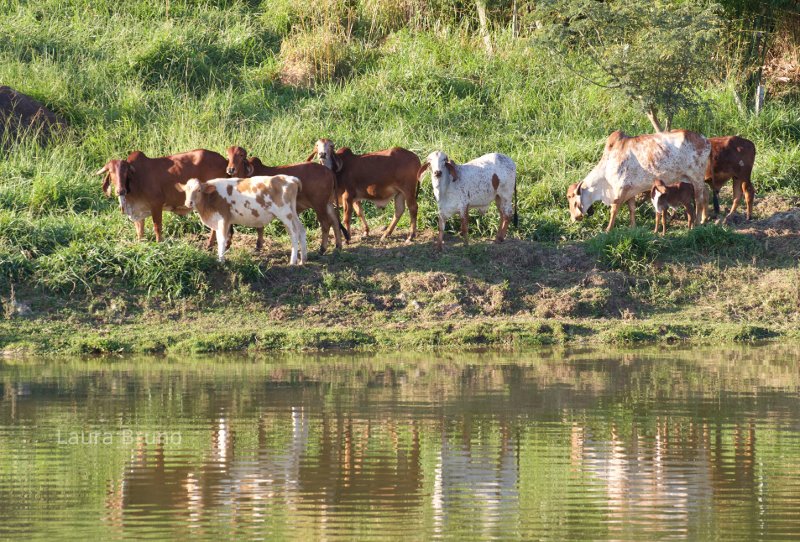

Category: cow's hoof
[318, 246, 327, 255]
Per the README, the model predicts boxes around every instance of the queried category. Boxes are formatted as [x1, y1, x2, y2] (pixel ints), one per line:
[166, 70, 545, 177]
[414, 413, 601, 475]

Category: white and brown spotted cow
[567, 130, 711, 231]
[417, 151, 517, 249]
[177, 176, 307, 265]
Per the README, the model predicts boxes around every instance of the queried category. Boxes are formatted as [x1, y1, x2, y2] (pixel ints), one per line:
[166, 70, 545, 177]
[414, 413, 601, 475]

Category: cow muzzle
[433, 170, 443, 178]
[226, 167, 236, 176]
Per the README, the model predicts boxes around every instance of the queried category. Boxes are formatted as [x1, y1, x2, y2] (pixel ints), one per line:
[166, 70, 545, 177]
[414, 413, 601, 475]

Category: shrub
[587, 228, 663, 273]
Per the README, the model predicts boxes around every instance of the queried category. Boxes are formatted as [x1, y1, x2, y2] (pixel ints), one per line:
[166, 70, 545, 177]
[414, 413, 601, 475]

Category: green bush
[587, 228, 663, 273]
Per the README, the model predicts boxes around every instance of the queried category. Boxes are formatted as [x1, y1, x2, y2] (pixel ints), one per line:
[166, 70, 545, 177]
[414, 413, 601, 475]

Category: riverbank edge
[2, 316, 796, 357]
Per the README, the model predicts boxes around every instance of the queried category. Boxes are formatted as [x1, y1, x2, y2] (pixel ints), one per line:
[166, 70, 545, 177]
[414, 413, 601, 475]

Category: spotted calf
[177, 175, 307, 265]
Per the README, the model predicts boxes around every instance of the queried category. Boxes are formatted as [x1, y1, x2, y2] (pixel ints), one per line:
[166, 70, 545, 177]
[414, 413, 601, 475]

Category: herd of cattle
[95, 130, 755, 264]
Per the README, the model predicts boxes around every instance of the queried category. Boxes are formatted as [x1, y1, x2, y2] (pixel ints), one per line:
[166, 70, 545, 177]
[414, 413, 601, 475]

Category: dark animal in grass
[225, 146, 347, 254]
[705, 136, 756, 222]
[651, 179, 696, 235]
[308, 139, 421, 243]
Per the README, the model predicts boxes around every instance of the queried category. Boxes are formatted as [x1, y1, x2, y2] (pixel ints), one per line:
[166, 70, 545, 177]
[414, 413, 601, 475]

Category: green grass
[0, 0, 798, 353]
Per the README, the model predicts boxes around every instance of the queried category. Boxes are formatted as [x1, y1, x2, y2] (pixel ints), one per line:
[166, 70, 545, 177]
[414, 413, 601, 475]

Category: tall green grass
[0, 0, 797, 298]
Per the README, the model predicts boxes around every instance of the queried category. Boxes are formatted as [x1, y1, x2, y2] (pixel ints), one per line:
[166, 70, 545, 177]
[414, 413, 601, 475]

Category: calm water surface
[1, 346, 799, 540]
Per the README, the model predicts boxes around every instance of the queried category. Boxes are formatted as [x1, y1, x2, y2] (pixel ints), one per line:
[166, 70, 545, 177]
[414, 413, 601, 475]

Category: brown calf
[307, 139, 421, 242]
[225, 146, 346, 254]
[705, 136, 756, 222]
[96, 149, 228, 243]
[651, 179, 696, 235]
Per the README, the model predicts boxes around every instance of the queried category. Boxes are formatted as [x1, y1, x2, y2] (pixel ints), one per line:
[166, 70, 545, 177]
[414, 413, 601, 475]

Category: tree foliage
[533, 0, 723, 131]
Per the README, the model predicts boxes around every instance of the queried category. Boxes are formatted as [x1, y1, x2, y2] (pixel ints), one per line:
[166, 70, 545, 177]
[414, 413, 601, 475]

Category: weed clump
[587, 228, 663, 273]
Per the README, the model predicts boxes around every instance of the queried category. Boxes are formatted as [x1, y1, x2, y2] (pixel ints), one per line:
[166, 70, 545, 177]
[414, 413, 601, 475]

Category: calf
[307, 139, 421, 242]
[567, 130, 711, 231]
[705, 136, 756, 222]
[225, 146, 346, 253]
[418, 151, 517, 249]
[176, 176, 307, 265]
[651, 179, 696, 235]
[96, 149, 228, 243]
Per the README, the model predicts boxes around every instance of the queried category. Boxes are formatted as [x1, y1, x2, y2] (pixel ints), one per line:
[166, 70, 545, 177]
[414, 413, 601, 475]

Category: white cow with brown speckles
[418, 151, 517, 249]
[177, 176, 307, 265]
[567, 130, 711, 231]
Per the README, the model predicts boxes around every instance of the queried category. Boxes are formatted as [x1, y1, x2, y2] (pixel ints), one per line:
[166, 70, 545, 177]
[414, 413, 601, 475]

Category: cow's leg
[743, 181, 755, 220]
[653, 211, 660, 234]
[495, 195, 510, 243]
[695, 182, 708, 224]
[437, 214, 445, 250]
[255, 227, 264, 252]
[627, 198, 637, 228]
[725, 178, 744, 223]
[226, 224, 233, 251]
[151, 207, 163, 242]
[327, 203, 343, 251]
[383, 193, 405, 240]
[295, 216, 308, 265]
[206, 229, 216, 250]
[134, 219, 146, 241]
[606, 202, 621, 232]
[216, 221, 229, 262]
[712, 189, 721, 216]
[342, 194, 354, 242]
[353, 200, 370, 236]
[662, 211, 668, 235]
[406, 191, 418, 242]
[283, 217, 299, 266]
[686, 202, 696, 229]
[460, 211, 469, 243]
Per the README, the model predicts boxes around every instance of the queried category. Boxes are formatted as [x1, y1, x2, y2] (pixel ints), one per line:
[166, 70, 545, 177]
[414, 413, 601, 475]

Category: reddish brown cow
[96, 149, 228, 243]
[224, 146, 346, 253]
[307, 139, 421, 242]
[705, 136, 756, 222]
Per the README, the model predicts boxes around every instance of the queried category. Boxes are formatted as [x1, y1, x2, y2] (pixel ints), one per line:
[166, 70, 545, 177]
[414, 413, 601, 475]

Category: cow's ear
[575, 182, 582, 196]
[445, 160, 458, 181]
[202, 183, 217, 194]
[417, 162, 430, 180]
[246, 162, 254, 176]
[333, 153, 343, 173]
[102, 173, 111, 195]
[95, 165, 108, 175]
[306, 150, 317, 162]
[174, 183, 186, 193]
[127, 163, 136, 174]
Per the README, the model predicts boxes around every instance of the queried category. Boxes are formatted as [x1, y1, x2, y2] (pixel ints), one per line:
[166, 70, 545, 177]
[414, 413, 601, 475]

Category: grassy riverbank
[1, 1, 799, 355]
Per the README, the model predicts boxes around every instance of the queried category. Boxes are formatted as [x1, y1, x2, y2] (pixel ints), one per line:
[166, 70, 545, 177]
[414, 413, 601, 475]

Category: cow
[176, 176, 307, 265]
[224, 146, 346, 254]
[705, 136, 756, 222]
[567, 130, 711, 231]
[651, 179, 696, 235]
[417, 151, 517, 249]
[95, 149, 228, 243]
[307, 139, 421, 242]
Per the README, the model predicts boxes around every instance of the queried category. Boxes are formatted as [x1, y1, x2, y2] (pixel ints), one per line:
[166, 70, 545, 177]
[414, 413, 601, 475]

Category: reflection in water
[1, 346, 800, 540]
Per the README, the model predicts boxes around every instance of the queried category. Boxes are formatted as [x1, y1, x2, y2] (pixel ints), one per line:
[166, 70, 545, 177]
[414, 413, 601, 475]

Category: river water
[1, 346, 799, 540]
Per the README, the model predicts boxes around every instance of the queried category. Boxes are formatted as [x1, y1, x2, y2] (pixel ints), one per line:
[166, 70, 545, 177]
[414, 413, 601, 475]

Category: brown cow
[225, 146, 346, 254]
[651, 179, 696, 235]
[96, 149, 228, 243]
[705, 136, 756, 222]
[307, 139, 421, 242]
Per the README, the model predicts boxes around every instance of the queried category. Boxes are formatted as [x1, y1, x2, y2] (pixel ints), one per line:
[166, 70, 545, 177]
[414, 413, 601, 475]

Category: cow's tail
[513, 177, 519, 228]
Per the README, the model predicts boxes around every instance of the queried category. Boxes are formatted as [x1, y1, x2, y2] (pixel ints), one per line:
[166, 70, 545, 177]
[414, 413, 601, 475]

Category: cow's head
[418, 151, 457, 202]
[306, 139, 342, 172]
[95, 159, 135, 197]
[567, 182, 591, 222]
[175, 178, 215, 210]
[226, 146, 254, 177]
